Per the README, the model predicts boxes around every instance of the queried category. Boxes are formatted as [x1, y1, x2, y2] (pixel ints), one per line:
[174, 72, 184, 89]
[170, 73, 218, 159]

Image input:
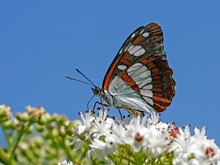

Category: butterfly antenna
[66, 76, 94, 86]
[74, 68, 96, 87]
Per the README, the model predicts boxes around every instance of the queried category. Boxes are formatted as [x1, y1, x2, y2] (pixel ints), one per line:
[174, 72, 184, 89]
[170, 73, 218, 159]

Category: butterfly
[91, 23, 175, 117]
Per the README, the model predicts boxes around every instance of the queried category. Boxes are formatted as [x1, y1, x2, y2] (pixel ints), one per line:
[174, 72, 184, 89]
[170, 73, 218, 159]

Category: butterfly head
[91, 87, 113, 107]
[91, 87, 103, 96]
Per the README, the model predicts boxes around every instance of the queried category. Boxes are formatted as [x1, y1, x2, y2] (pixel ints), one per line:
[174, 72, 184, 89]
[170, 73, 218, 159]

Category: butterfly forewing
[102, 23, 175, 113]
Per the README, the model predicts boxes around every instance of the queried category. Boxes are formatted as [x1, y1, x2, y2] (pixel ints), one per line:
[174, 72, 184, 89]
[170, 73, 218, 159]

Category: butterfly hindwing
[102, 22, 175, 113]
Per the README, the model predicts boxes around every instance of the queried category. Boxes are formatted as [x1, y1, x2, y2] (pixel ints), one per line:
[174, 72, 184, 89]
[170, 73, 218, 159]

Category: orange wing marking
[103, 57, 121, 91]
[121, 72, 139, 91]
[121, 53, 132, 66]
[133, 35, 145, 45]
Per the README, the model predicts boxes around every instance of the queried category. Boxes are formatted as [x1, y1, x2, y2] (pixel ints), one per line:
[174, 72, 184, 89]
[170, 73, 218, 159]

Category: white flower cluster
[73, 109, 220, 164]
[170, 125, 220, 165]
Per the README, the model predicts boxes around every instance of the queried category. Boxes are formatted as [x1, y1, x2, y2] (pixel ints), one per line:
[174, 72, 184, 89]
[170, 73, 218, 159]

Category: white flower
[113, 116, 150, 152]
[145, 123, 171, 157]
[171, 126, 220, 165]
[145, 111, 160, 125]
[170, 125, 194, 155]
[76, 109, 115, 139]
[173, 156, 201, 165]
[112, 114, 171, 157]
[87, 133, 116, 165]
[90, 109, 115, 139]
[89, 135, 116, 156]
[77, 110, 95, 135]
[74, 109, 116, 162]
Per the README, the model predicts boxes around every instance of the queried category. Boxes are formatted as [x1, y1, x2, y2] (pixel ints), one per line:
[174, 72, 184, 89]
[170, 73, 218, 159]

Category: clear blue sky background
[1, 1, 220, 146]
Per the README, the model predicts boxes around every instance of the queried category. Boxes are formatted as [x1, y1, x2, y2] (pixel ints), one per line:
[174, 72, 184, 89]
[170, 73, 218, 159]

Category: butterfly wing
[102, 23, 175, 113]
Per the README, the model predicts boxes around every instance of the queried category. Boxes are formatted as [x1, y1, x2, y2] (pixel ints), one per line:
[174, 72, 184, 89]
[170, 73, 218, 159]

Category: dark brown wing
[102, 23, 175, 112]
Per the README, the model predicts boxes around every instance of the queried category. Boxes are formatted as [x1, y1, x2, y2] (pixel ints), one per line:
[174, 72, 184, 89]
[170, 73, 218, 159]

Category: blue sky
[1, 1, 220, 146]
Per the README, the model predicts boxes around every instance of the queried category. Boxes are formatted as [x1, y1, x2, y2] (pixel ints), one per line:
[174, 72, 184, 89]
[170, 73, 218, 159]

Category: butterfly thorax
[92, 87, 112, 106]
[92, 86, 146, 117]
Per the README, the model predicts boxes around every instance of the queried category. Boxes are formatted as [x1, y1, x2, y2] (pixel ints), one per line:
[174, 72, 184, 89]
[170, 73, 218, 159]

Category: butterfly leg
[118, 109, 123, 120]
[87, 94, 95, 110]
[92, 101, 109, 111]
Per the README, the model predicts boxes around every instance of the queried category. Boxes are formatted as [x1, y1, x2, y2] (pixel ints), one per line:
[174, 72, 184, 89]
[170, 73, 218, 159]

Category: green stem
[8, 123, 31, 164]
[151, 158, 156, 165]
[1, 125, 10, 147]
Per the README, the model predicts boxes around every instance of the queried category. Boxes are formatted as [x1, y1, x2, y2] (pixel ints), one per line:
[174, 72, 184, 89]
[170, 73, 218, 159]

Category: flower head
[171, 126, 220, 165]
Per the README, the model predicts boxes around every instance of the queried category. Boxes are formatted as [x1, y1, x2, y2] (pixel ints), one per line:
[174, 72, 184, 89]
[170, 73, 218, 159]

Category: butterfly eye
[92, 87, 101, 95]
